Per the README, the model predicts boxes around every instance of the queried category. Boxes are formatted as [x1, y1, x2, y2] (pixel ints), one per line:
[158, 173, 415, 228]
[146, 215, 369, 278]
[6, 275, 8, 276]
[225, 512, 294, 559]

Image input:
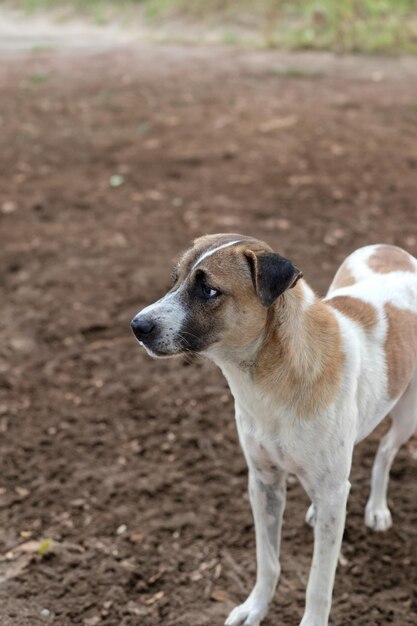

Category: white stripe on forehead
[191, 240, 243, 271]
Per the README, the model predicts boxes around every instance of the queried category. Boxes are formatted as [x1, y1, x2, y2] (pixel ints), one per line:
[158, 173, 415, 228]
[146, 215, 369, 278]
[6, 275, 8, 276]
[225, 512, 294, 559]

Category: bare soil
[0, 44, 416, 626]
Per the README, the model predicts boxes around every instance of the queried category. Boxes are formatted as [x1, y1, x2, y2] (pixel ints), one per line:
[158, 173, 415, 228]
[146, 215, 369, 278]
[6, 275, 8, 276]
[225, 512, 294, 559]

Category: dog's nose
[131, 315, 156, 340]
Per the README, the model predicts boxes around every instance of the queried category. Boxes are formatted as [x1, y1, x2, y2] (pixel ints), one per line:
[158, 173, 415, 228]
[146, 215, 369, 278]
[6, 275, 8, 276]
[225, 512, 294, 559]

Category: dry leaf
[262, 217, 291, 231]
[259, 116, 297, 133]
[19, 530, 32, 539]
[140, 591, 165, 605]
[289, 175, 314, 187]
[1, 201, 16, 214]
[210, 589, 231, 603]
[129, 533, 144, 544]
[84, 617, 101, 626]
[13, 540, 43, 555]
[148, 568, 165, 585]
[0, 554, 31, 584]
[330, 143, 345, 156]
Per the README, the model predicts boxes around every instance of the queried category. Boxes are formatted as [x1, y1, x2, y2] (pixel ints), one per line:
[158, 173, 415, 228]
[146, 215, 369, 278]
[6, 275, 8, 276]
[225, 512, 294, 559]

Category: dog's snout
[131, 315, 156, 340]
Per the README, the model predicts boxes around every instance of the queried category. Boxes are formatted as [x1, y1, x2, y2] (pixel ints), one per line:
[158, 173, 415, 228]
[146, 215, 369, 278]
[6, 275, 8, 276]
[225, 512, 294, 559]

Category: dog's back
[324, 244, 417, 437]
[329, 243, 417, 294]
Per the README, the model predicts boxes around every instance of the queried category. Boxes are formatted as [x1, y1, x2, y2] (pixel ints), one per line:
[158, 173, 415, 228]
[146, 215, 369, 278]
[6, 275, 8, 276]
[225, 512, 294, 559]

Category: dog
[131, 234, 417, 626]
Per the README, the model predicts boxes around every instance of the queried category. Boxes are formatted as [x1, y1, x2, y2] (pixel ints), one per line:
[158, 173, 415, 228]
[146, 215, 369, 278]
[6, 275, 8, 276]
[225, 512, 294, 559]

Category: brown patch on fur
[176, 233, 269, 284]
[201, 240, 270, 351]
[175, 234, 247, 280]
[255, 285, 344, 417]
[326, 295, 377, 331]
[331, 264, 357, 289]
[384, 304, 417, 399]
[368, 245, 415, 274]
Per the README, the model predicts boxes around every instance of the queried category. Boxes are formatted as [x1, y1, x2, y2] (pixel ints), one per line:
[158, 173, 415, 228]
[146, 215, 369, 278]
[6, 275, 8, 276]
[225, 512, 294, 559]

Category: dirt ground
[0, 43, 417, 626]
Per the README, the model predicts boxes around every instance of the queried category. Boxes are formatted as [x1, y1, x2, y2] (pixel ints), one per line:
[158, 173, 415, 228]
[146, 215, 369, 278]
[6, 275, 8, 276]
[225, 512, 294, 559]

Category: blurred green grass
[9, 0, 417, 53]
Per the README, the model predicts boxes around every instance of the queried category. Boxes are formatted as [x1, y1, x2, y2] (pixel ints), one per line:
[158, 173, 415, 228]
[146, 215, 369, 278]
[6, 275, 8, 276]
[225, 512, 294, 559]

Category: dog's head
[131, 234, 302, 359]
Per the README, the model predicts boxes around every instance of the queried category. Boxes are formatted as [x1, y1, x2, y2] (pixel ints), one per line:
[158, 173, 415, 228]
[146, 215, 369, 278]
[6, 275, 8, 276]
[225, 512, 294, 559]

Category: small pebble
[109, 174, 125, 187]
[40, 608, 50, 620]
[116, 523, 127, 535]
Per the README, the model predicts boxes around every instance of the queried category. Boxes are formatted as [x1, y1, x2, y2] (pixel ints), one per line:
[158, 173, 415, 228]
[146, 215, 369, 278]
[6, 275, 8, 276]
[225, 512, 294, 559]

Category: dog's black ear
[245, 251, 302, 307]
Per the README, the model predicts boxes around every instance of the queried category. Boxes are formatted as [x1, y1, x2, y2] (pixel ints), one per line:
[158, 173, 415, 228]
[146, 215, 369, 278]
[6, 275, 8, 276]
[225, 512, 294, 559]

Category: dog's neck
[208, 280, 344, 417]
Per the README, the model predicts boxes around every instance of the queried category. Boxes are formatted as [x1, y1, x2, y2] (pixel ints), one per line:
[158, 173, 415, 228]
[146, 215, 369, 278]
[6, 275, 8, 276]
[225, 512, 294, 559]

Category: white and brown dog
[131, 234, 417, 626]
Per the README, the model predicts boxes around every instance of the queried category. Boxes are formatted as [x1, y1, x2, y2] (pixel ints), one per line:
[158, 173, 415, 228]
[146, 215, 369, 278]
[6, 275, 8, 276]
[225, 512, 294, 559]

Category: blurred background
[0, 2, 416, 625]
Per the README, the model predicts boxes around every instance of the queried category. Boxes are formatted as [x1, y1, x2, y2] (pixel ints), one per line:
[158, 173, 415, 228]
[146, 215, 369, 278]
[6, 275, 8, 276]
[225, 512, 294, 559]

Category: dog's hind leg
[365, 369, 417, 531]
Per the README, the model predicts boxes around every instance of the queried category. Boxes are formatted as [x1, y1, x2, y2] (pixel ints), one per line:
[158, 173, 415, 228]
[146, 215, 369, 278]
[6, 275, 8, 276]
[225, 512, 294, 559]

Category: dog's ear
[245, 251, 302, 307]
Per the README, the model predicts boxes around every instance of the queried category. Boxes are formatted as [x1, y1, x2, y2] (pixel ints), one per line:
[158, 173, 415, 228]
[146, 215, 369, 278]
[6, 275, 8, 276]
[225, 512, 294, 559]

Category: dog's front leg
[225, 467, 286, 626]
[300, 481, 350, 626]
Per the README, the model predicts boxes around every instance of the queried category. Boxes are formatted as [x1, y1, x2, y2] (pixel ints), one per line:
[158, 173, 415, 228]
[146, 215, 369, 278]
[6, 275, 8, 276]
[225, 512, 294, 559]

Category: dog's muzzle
[130, 309, 184, 357]
[131, 292, 191, 356]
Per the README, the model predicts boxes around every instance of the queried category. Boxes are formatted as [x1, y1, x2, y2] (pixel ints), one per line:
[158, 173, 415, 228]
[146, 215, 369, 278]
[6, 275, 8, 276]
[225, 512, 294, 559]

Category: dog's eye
[201, 284, 219, 299]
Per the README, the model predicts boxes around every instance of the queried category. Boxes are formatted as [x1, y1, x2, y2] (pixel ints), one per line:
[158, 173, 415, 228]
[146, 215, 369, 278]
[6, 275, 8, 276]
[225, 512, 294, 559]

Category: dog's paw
[365, 503, 393, 531]
[305, 503, 316, 528]
[225, 596, 268, 626]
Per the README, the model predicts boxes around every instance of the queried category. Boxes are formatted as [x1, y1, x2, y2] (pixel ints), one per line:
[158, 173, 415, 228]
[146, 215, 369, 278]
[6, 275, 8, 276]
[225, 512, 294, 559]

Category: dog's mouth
[134, 333, 194, 359]
[136, 334, 210, 359]
[133, 337, 180, 359]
